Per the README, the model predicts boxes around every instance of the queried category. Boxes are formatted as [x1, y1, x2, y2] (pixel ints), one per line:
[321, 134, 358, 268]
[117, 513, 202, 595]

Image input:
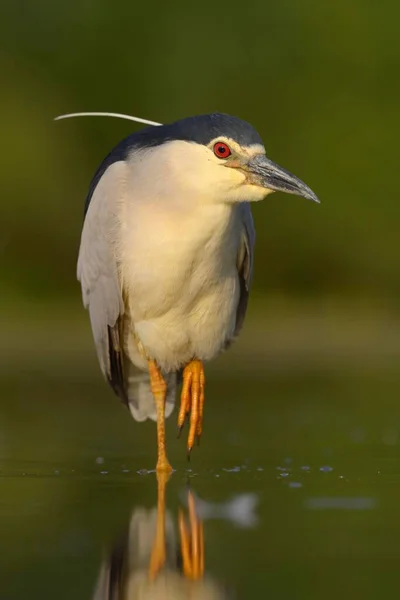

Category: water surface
[2, 367, 400, 598]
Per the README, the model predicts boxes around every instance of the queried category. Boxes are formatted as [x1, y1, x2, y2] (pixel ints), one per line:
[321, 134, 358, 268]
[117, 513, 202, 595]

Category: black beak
[247, 154, 320, 203]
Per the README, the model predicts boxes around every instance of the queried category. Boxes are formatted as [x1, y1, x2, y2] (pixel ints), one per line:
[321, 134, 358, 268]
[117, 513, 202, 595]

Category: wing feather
[234, 202, 255, 337]
[77, 161, 128, 403]
[77, 160, 178, 418]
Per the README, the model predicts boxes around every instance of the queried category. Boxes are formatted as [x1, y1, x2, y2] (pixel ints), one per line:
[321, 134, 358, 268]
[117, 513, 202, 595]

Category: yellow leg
[177, 360, 205, 454]
[178, 490, 204, 580]
[148, 470, 171, 579]
[149, 360, 172, 473]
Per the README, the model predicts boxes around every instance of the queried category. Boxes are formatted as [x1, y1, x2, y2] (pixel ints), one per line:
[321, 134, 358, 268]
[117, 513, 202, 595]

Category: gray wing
[77, 161, 128, 403]
[77, 160, 178, 418]
[234, 202, 255, 337]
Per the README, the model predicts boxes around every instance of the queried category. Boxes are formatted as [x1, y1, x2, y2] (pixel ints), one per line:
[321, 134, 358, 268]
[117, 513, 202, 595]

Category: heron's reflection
[93, 473, 237, 599]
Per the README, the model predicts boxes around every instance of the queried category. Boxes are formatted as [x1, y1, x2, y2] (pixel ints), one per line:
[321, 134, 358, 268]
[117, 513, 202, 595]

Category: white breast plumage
[120, 198, 242, 372]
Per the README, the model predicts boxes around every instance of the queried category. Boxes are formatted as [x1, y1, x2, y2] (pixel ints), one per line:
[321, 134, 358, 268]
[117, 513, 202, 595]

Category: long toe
[177, 360, 205, 455]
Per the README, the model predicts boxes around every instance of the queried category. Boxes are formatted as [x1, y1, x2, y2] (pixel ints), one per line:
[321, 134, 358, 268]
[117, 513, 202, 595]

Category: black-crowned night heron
[64, 112, 319, 473]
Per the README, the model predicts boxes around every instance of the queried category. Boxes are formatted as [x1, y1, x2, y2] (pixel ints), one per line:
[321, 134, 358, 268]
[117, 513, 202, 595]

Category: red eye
[213, 142, 231, 159]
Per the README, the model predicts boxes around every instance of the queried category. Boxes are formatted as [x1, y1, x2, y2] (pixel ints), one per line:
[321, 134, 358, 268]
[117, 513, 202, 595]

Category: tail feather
[125, 361, 177, 422]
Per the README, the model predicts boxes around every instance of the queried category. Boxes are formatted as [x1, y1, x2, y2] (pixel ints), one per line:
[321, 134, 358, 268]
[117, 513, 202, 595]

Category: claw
[178, 360, 205, 455]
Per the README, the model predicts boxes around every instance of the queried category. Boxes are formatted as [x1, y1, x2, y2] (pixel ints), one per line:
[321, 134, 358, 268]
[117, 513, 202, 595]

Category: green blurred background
[2, 0, 399, 367]
[2, 0, 399, 305]
[2, 1, 400, 597]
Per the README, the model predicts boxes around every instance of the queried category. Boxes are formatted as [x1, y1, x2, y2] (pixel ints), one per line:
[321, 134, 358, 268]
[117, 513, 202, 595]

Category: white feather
[54, 112, 162, 126]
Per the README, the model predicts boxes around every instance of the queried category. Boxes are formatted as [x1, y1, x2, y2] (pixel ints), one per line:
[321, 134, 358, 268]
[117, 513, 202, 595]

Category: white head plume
[53, 112, 162, 126]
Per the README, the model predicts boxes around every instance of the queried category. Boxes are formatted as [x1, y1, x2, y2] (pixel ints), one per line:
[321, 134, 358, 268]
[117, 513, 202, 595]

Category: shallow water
[2, 367, 400, 598]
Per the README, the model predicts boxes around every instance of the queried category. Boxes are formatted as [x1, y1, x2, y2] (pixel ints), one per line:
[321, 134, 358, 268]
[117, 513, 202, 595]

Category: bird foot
[156, 457, 173, 473]
[178, 490, 204, 580]
[177, 360, 205, 454]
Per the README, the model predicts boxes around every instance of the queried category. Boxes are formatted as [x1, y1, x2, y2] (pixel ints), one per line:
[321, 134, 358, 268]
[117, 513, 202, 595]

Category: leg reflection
[92, 475, 233, 599]
[148, 471, 171, 579]
[179, 490, 204, 580]
[148, 473, 204, 582]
